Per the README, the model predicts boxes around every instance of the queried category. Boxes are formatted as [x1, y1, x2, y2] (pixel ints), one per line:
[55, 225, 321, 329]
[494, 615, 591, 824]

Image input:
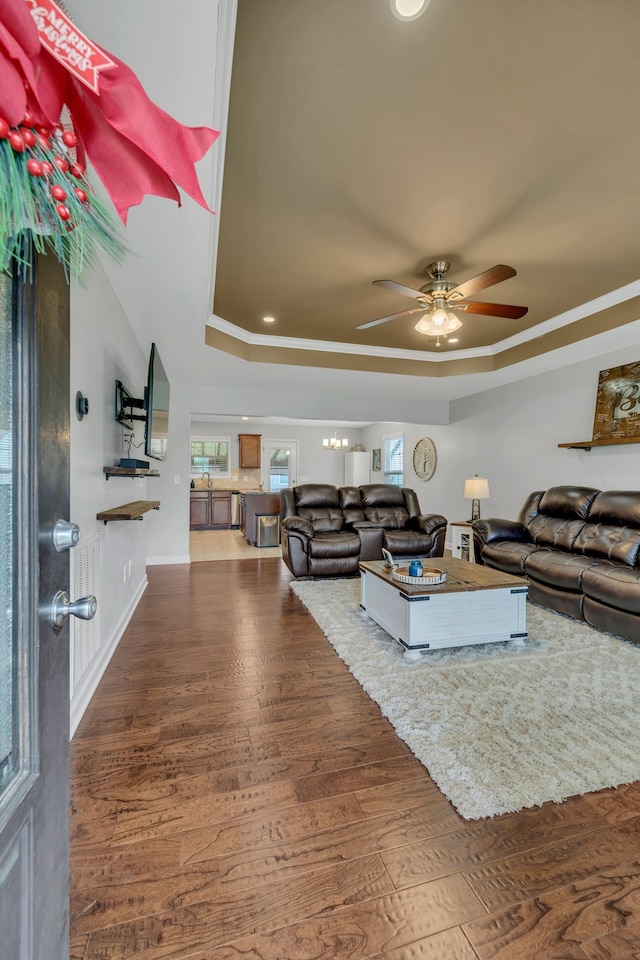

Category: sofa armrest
[411, 514, 448, 536]
[473, 518, 530, 547]
[280, 516, 314, 540]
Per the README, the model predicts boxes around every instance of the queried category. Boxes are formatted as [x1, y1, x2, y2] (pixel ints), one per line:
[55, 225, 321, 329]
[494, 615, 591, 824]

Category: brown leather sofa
[280, 482, 447, 578]
[473, 485, 640, 644]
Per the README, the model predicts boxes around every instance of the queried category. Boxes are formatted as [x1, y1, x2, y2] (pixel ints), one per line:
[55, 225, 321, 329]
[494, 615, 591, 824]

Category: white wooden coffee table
[359, 556, 528, 660]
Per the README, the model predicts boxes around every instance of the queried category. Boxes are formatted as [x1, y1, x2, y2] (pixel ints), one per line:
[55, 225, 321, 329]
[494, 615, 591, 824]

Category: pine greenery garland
[0, 120, 127, 281]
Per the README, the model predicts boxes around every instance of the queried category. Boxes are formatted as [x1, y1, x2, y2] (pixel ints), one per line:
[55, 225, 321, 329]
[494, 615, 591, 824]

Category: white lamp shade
[323, 432, 348, 450]
[464, 476, 490, 500]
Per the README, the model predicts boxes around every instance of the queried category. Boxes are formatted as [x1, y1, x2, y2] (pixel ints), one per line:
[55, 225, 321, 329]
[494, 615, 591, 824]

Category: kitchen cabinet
[239, 433, 261, 469]
[190, 491, 210, 527]
[189, 490, 232, 530]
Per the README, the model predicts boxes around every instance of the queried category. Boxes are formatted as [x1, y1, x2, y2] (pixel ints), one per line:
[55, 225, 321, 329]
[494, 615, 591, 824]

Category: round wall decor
[412, 437, 437, 480]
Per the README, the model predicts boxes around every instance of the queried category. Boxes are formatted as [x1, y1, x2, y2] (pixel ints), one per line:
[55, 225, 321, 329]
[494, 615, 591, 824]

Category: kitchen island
[239, 491, 281, 545]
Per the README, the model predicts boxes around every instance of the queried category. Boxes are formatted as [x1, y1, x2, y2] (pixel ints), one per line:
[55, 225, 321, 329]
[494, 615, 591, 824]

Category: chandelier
[414, 298, 462, 346]
[323, 428, 348, 450]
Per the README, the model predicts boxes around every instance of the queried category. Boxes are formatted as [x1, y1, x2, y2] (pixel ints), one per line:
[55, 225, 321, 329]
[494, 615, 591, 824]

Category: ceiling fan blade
[373, 279, 430, 301]
[447, 264, 517, 301]
[357, 307, 425, 330]
[460, 301, 528, 319]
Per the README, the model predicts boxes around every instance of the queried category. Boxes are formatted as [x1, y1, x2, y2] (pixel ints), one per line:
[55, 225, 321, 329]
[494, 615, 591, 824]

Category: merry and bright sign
[25, 0, 115, 93]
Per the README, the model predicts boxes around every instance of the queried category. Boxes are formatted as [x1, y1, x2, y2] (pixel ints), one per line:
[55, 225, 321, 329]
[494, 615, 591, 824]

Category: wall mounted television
[144, 342, 170, 461]
[114, 342, 170, 462]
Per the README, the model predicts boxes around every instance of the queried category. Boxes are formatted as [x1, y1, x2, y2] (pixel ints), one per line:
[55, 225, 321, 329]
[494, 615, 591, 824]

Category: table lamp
[464, 475, 490, 521]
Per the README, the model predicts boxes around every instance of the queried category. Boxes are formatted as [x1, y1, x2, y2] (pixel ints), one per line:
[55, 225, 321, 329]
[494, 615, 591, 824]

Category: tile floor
[189, 528, 282, 562]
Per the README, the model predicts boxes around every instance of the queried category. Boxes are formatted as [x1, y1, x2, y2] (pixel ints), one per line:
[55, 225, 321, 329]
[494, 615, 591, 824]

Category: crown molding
[207, 277, 640, 368]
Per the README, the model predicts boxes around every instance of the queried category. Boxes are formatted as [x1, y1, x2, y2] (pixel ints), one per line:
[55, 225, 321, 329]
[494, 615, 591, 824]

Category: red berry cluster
[0, 111, 89, 222]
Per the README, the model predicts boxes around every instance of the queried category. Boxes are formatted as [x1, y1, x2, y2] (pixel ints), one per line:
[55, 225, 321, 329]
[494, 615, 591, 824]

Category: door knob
[49, 590, 97, 629]
[52, 519, 80, 552]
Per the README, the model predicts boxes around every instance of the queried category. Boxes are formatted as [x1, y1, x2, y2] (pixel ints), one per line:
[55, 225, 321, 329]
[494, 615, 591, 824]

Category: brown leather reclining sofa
[280, 482, 447, 578]
[473, 485, 640, 644]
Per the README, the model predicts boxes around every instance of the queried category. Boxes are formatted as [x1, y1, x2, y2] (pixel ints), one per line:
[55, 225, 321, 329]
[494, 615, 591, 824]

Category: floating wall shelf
[97, 500, 160, 524]
[104, 467, 160, 480]
[558, 438, 640, 452]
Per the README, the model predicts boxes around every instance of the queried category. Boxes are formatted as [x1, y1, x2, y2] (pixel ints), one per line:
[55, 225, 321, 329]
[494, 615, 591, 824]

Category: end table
[450, 521, 475, 563]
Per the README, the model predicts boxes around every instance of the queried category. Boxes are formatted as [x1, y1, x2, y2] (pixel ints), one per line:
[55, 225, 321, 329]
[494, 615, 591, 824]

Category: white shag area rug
[291, 578, 640, 820]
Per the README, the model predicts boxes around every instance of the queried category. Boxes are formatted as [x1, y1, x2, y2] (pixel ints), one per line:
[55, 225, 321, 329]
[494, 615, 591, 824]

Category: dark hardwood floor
[70, 559, 640, 959]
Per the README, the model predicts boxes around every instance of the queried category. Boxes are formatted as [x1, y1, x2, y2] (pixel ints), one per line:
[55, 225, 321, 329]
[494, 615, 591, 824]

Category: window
[383, 433, 404, 486]
[190, 438, 230, 477]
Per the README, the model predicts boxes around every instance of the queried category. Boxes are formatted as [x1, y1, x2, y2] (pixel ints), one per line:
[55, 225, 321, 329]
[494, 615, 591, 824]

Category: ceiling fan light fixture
[391, 0, 430, 20]
[415, 308, 462, 339]
[431, 306, 449, 327]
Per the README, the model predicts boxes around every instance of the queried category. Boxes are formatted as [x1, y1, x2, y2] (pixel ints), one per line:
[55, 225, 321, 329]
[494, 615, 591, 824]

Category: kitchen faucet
[202, 471, 211, 487]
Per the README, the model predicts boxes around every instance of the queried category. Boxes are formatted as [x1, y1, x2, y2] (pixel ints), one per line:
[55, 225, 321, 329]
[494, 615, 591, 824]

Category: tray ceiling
[211, 0, 640, 377]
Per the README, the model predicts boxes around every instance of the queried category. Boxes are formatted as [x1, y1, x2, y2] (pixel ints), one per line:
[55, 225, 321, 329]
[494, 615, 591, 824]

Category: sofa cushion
[294, 483, 340, 508]
[298, 507, 344, 533]
[582, 564, 640, 615]
[339, 486, 366, 527]
[383, 529, 438, 556]
[360, 484, 406, 507]
[481, 541, 539, 575]
[524, 549, 603, 591]
[571, 491, 640, 568]
[360, 485, 410, 528]
[293, 483, 344, 533]
[364, 505, 410, 528]
[308, 531, 361, 559]
[588, 490, 640, 526]
[527, 515, 587, 550]
[573, 522, 640, 567]
[526, 486, 598, 549]
[536, 485, 600, 519]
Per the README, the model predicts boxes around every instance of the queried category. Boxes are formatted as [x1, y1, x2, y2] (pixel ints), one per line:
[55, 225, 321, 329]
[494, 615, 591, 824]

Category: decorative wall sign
[592, 361, 640, 442]
[412, 437, 437, 481]
[26, 0, 116, 93]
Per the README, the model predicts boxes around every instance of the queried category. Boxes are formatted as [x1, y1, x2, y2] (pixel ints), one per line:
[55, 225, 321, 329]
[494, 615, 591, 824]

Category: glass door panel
[0, 272, 17, 802]
[262, 440, 297, 492]
[0, 271, 34, 813]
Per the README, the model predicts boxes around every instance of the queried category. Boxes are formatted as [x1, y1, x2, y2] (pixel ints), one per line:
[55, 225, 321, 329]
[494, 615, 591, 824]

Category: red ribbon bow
[0, 0, 219, 223]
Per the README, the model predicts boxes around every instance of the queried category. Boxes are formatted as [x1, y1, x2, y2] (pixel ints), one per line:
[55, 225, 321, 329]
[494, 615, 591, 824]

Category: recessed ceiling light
[241, 416, 249, 420]
[263, 316, 275, 323]
[390, 0, 430, 21]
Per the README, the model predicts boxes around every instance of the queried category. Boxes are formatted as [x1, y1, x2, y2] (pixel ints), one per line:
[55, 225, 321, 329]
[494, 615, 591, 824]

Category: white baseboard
[70, 574, 148, 737]
[146, 554, 191, 565]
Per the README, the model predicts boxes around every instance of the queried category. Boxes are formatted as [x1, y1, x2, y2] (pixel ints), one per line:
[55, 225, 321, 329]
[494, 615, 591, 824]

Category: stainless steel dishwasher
[230, 491, 240, 528]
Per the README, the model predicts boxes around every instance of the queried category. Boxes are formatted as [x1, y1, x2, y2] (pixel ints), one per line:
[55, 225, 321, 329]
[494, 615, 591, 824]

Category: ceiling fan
[358, 260, 528, 346]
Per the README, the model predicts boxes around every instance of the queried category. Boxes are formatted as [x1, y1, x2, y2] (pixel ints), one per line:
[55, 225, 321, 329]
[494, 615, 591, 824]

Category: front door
[0, 255, 72, 959]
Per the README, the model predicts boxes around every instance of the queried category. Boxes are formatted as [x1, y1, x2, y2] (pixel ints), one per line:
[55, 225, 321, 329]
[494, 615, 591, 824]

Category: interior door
[0, 255, 73, 960]
[262, 440, 298, 492]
